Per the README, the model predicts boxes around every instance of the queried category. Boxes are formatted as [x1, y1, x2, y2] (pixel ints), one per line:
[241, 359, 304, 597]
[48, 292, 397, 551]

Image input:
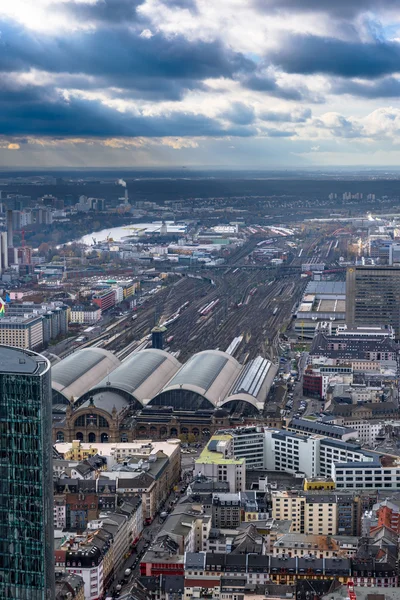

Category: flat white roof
[55, 440, 181, 458]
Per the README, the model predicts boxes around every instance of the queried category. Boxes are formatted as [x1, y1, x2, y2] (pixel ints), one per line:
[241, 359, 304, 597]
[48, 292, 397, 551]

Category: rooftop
[196, 435, 244, 466]
[289, 417, 356, 437]
[154, 349, 242, 407]
[0, 345, 50, 376]
[52, 348, 120, 403]
[55, 439, 180, 459]
[305, 281, 346, 295]
[310, 332, 399, 360]
[0, 314, 43, 324]
[87, 348, 181, 405]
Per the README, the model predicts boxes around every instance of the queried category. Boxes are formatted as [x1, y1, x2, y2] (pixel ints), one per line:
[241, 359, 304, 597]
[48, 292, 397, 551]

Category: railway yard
[55, 226, 346, 369]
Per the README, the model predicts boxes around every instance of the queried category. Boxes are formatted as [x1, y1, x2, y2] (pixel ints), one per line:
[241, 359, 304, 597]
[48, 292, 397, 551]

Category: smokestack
[6, 210, 13, 248]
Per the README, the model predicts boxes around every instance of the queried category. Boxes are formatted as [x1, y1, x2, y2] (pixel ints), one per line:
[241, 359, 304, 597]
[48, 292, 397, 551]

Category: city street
[107, 488, 177, 598]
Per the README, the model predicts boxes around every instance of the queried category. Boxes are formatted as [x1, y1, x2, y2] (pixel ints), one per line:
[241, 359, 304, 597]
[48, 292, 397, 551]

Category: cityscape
[4, 0, 400, 600]
[3, 171, 400, 600]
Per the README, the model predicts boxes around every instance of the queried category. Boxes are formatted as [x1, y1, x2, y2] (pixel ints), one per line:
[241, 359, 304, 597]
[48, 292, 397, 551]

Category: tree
[38, 242, 50, 256]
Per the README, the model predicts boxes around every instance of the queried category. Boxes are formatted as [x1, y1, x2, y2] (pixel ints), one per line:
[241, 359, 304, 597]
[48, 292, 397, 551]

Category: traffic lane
[109, 518, 167, 595]
[108, 489, 179, 595]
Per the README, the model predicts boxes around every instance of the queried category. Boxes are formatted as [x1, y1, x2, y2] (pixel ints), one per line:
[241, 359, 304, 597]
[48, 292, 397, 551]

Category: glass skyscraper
[0, 346, 54, 599]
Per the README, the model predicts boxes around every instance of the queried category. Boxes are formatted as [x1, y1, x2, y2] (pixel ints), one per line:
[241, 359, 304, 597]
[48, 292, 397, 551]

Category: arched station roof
[52, 348, 121, 407]
[149, 350, 242, 410]
[78, 392, 130, 415]
[222, 356, 277, 412]
[76, 348, 182, 410]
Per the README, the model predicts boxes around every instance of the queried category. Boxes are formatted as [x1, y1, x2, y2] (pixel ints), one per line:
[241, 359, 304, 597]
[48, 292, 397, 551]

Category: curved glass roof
[166, 351, 229, 393]
[79, 391, 130, 414]
[52, 348, 118, 389]
[92, 349, 171, 396]
[149, 389, 214, 411]
[230, 356, 272, 399]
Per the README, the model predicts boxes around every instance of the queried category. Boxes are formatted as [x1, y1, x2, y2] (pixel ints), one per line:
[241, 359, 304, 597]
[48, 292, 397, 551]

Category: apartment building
[329, 418, 383, 446]
[215, 426, 266, 469]
[0, 314, 43, 349]
[271, 491, 361, 536]
[318, 439, 373, 478]
[212, 493, 242, 529]
[92, 289, 116, 312]
[55, 533, 112, 600]
[69, 305, 102, 324]
[195, 436, 246, 493]
[273, 533, 359, 558]
[333, 457, 400, 490]
[286, 418, 357, 442]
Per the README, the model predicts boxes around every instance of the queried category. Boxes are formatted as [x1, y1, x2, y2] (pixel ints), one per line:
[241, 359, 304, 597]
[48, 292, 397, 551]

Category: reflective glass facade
[0, 347, 54, 599]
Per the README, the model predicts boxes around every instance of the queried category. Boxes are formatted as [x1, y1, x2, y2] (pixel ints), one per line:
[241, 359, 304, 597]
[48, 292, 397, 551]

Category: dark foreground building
[0, 346, 54, 599]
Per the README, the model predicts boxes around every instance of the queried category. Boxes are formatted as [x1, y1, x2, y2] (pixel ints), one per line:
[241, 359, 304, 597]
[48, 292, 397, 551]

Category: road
[107, 487, 179, 598]
[289, 351, 310, 417]
[107, 447, 202, 598]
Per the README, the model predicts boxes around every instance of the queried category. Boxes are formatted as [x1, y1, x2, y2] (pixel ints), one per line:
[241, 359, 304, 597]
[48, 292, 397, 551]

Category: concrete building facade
[346, 265, 400, 337]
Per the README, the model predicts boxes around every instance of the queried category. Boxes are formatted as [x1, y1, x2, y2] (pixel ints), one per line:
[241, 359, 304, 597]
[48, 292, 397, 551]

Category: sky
[2, 0, 400, 168]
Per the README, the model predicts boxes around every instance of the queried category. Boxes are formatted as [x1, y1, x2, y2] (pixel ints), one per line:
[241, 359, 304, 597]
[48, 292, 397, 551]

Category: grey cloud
[221, 103, 255, 125]
[313, 114, 363, 138]
[0, 22, 255, 86]
[264, 129, 296, 137]
[269, 34, 400, 78]
[53, 0, 143, 24]
[259, 109, 312, 122]
[253, 0, 398, 17]
[0, 82, 256, 138]
[52, 0, 197, 25]
[332, 77, 400, 98]
[242, 73, 323, 102]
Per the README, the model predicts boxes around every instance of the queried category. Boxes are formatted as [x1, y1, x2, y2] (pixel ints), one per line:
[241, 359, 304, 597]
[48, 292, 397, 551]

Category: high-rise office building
[0, 346, 54, 599]
[346, 265, 400, 337]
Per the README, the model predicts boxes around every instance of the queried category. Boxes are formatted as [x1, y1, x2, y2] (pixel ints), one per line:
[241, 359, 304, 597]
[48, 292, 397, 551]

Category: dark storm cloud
[0, 83, 256, 138]
[333, 77, 400, 98]
[253, 0, 398, 17]
[269, 34, 400, 78]
[0, 21, 254, 85]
